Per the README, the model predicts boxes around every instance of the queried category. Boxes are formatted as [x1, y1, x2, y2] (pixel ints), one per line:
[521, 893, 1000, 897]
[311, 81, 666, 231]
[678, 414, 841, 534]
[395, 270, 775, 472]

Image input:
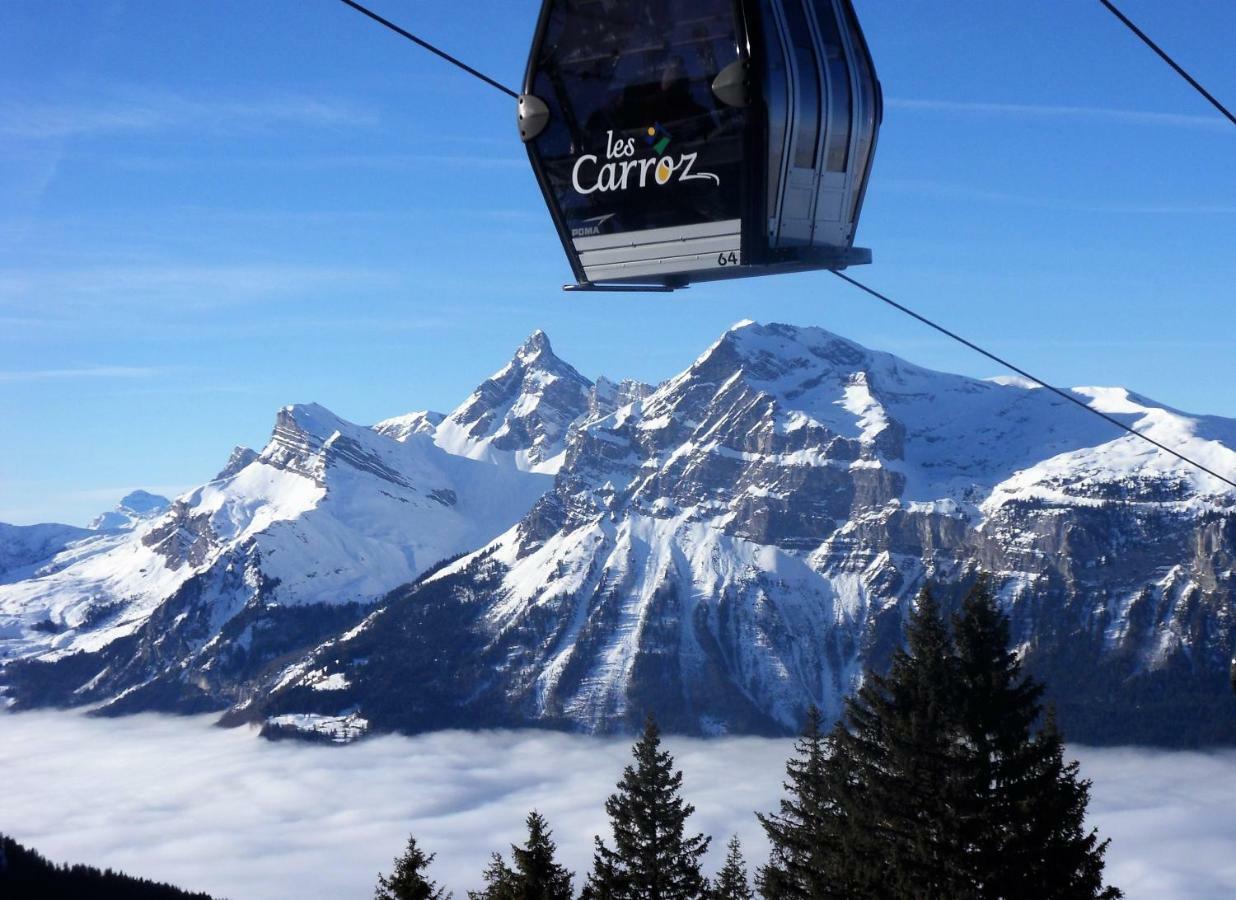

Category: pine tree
[587, 715, 711, 900]
[949, 581, 1122, 899]
[830, 587, 970, 898]
[375, 835, 451, 900]
[710, 836, 754, 900]
[467, 854, 517, 900]
[794, 579, 1123, 899]
[756, 707, 845, 899]
[473, 811, 574, 900]
[510, 811, 574, 900]
[1019, 711, 1121, 899]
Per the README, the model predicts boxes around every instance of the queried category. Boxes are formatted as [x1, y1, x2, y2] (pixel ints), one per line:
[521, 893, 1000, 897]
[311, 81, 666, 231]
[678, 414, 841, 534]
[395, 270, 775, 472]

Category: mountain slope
[0, 398, 551, 711]
[0, 832, 217, 899]
[373, 410, 445, 442]
[248, 322, 1236, 745]
[0, 523, 98, 588]
[0, 490, 171, 591]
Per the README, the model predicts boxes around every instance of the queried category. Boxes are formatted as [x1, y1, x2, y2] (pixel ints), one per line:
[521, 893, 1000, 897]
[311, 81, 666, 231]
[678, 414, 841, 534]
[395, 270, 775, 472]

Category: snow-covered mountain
[372, 334, 650, 466]
[88, 490, 171, 531]
[246, 322, 1236, 745]
[432, 330, 595, 473]
[5, 323, 1234, 745]
[0, 492, 171, 589]
[0, 523, 96, 586]
[0, 344, 557, 708]
[373, 410, 445, 443]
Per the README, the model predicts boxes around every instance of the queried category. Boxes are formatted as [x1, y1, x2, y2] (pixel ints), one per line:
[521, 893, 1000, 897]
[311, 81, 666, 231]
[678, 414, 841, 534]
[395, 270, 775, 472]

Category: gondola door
[809, 0, 856, 248]
[764, 0, 824, 248]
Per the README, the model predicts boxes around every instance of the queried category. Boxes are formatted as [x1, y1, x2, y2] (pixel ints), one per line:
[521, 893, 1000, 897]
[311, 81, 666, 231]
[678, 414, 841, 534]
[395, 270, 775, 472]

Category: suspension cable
[336, 0, 519, 100]
[329, 0, 1235, 490]
[1097, 0, 1235, 127]
[830, 270, 1236, 491]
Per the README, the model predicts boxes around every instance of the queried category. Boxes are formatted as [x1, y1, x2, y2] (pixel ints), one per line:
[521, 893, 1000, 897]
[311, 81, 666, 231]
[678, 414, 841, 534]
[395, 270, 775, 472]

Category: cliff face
[5, 323, 1234, 745]
[242, 323, 1236, 745]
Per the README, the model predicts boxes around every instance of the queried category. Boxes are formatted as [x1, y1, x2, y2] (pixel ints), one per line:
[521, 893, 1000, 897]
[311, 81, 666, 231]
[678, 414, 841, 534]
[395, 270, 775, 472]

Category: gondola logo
[645, 123, 672, 155]
[570, 213, 616, 238]
[571, 128, 720, 195]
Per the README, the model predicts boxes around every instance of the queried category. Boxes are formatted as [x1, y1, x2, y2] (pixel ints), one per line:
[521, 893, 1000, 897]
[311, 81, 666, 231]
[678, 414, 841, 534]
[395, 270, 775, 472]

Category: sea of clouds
[2, 711, 1235, 899]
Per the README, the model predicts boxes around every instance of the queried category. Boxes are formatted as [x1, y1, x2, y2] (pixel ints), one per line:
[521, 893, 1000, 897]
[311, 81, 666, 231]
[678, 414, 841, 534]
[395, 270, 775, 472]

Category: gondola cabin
[519, 0, 882, 290]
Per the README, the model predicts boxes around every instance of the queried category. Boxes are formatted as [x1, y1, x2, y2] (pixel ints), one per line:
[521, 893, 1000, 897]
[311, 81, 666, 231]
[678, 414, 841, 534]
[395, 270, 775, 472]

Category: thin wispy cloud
[1, 713, 1233, 900]
[0, 365, 163, 384]
[0, 263, 396, 306]
[886, 97, 1230, 132]
[0, 89, 377, 140]
[0, 308, 460, 344]
[0, 205, 542, 234]
[881, 177, 1236, 215]
[106, 151, 525, 172]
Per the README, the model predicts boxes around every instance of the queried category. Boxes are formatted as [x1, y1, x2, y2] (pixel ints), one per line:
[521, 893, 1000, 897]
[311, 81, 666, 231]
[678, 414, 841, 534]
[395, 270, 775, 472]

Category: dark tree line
[375, 581, 1121, 899]
[0, 834, 216, 899]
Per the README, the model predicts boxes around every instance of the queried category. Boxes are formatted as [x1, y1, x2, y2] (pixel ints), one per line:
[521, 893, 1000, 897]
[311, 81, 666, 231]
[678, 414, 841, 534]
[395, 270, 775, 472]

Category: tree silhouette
[761, 582, 1122, 899]
[757, 706, 846, 899]
[470, 811, 573, 900]
[585, 715, 710, 900]
[710, 836, 754, 900]
[375, 835, 450, 900]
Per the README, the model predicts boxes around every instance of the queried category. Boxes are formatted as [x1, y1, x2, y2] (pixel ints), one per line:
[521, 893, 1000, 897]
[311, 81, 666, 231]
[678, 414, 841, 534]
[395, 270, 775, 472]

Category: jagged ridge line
[830, 269, 1236, 491]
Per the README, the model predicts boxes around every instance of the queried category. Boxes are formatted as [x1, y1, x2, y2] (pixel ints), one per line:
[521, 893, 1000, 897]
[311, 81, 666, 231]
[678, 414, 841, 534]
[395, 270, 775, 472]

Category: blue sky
[1, 0, 1232, 526]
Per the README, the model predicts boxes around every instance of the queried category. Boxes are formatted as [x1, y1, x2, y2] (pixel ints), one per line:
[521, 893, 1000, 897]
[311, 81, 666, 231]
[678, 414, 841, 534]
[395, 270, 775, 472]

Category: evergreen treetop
[760, 581, 1122, 900]
[832, 586, 970, 898]
[587, 714, 711, 900]
[510, 811, 574, 900]
[950, 581, 1121, 899]
[468, 854, 517, 900]
[471, 811, 574, 900]
[375, 835, 451, 900]
[710, 836, 754, 900]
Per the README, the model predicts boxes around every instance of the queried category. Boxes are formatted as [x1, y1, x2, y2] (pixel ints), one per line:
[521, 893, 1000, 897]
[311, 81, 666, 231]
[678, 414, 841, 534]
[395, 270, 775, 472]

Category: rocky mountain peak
[516, 328, 553, 361]
[274, 403, 350, 443]
[719, 321, 874, 382]
[214, 447, 259, 482]
[372, 410, 445, 443]
[260, 403, 352, 478]
[88, 490, 171, 531]
[509, 330, 588, 385]
[434, 332, 594, 472]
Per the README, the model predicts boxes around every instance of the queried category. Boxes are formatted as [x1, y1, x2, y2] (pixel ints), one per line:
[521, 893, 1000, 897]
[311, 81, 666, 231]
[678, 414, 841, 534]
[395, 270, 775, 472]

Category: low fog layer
[1, 712, 1233, 899]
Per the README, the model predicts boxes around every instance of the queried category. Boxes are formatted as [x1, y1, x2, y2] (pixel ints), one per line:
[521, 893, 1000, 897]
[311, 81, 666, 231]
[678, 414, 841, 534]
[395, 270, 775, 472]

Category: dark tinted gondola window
[761, 9, 790, 223]
[841, 0, 878, 220]
[529, 0, 745, 238]
[780, 0, 820, 170]
[811, 1, 852, 172]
